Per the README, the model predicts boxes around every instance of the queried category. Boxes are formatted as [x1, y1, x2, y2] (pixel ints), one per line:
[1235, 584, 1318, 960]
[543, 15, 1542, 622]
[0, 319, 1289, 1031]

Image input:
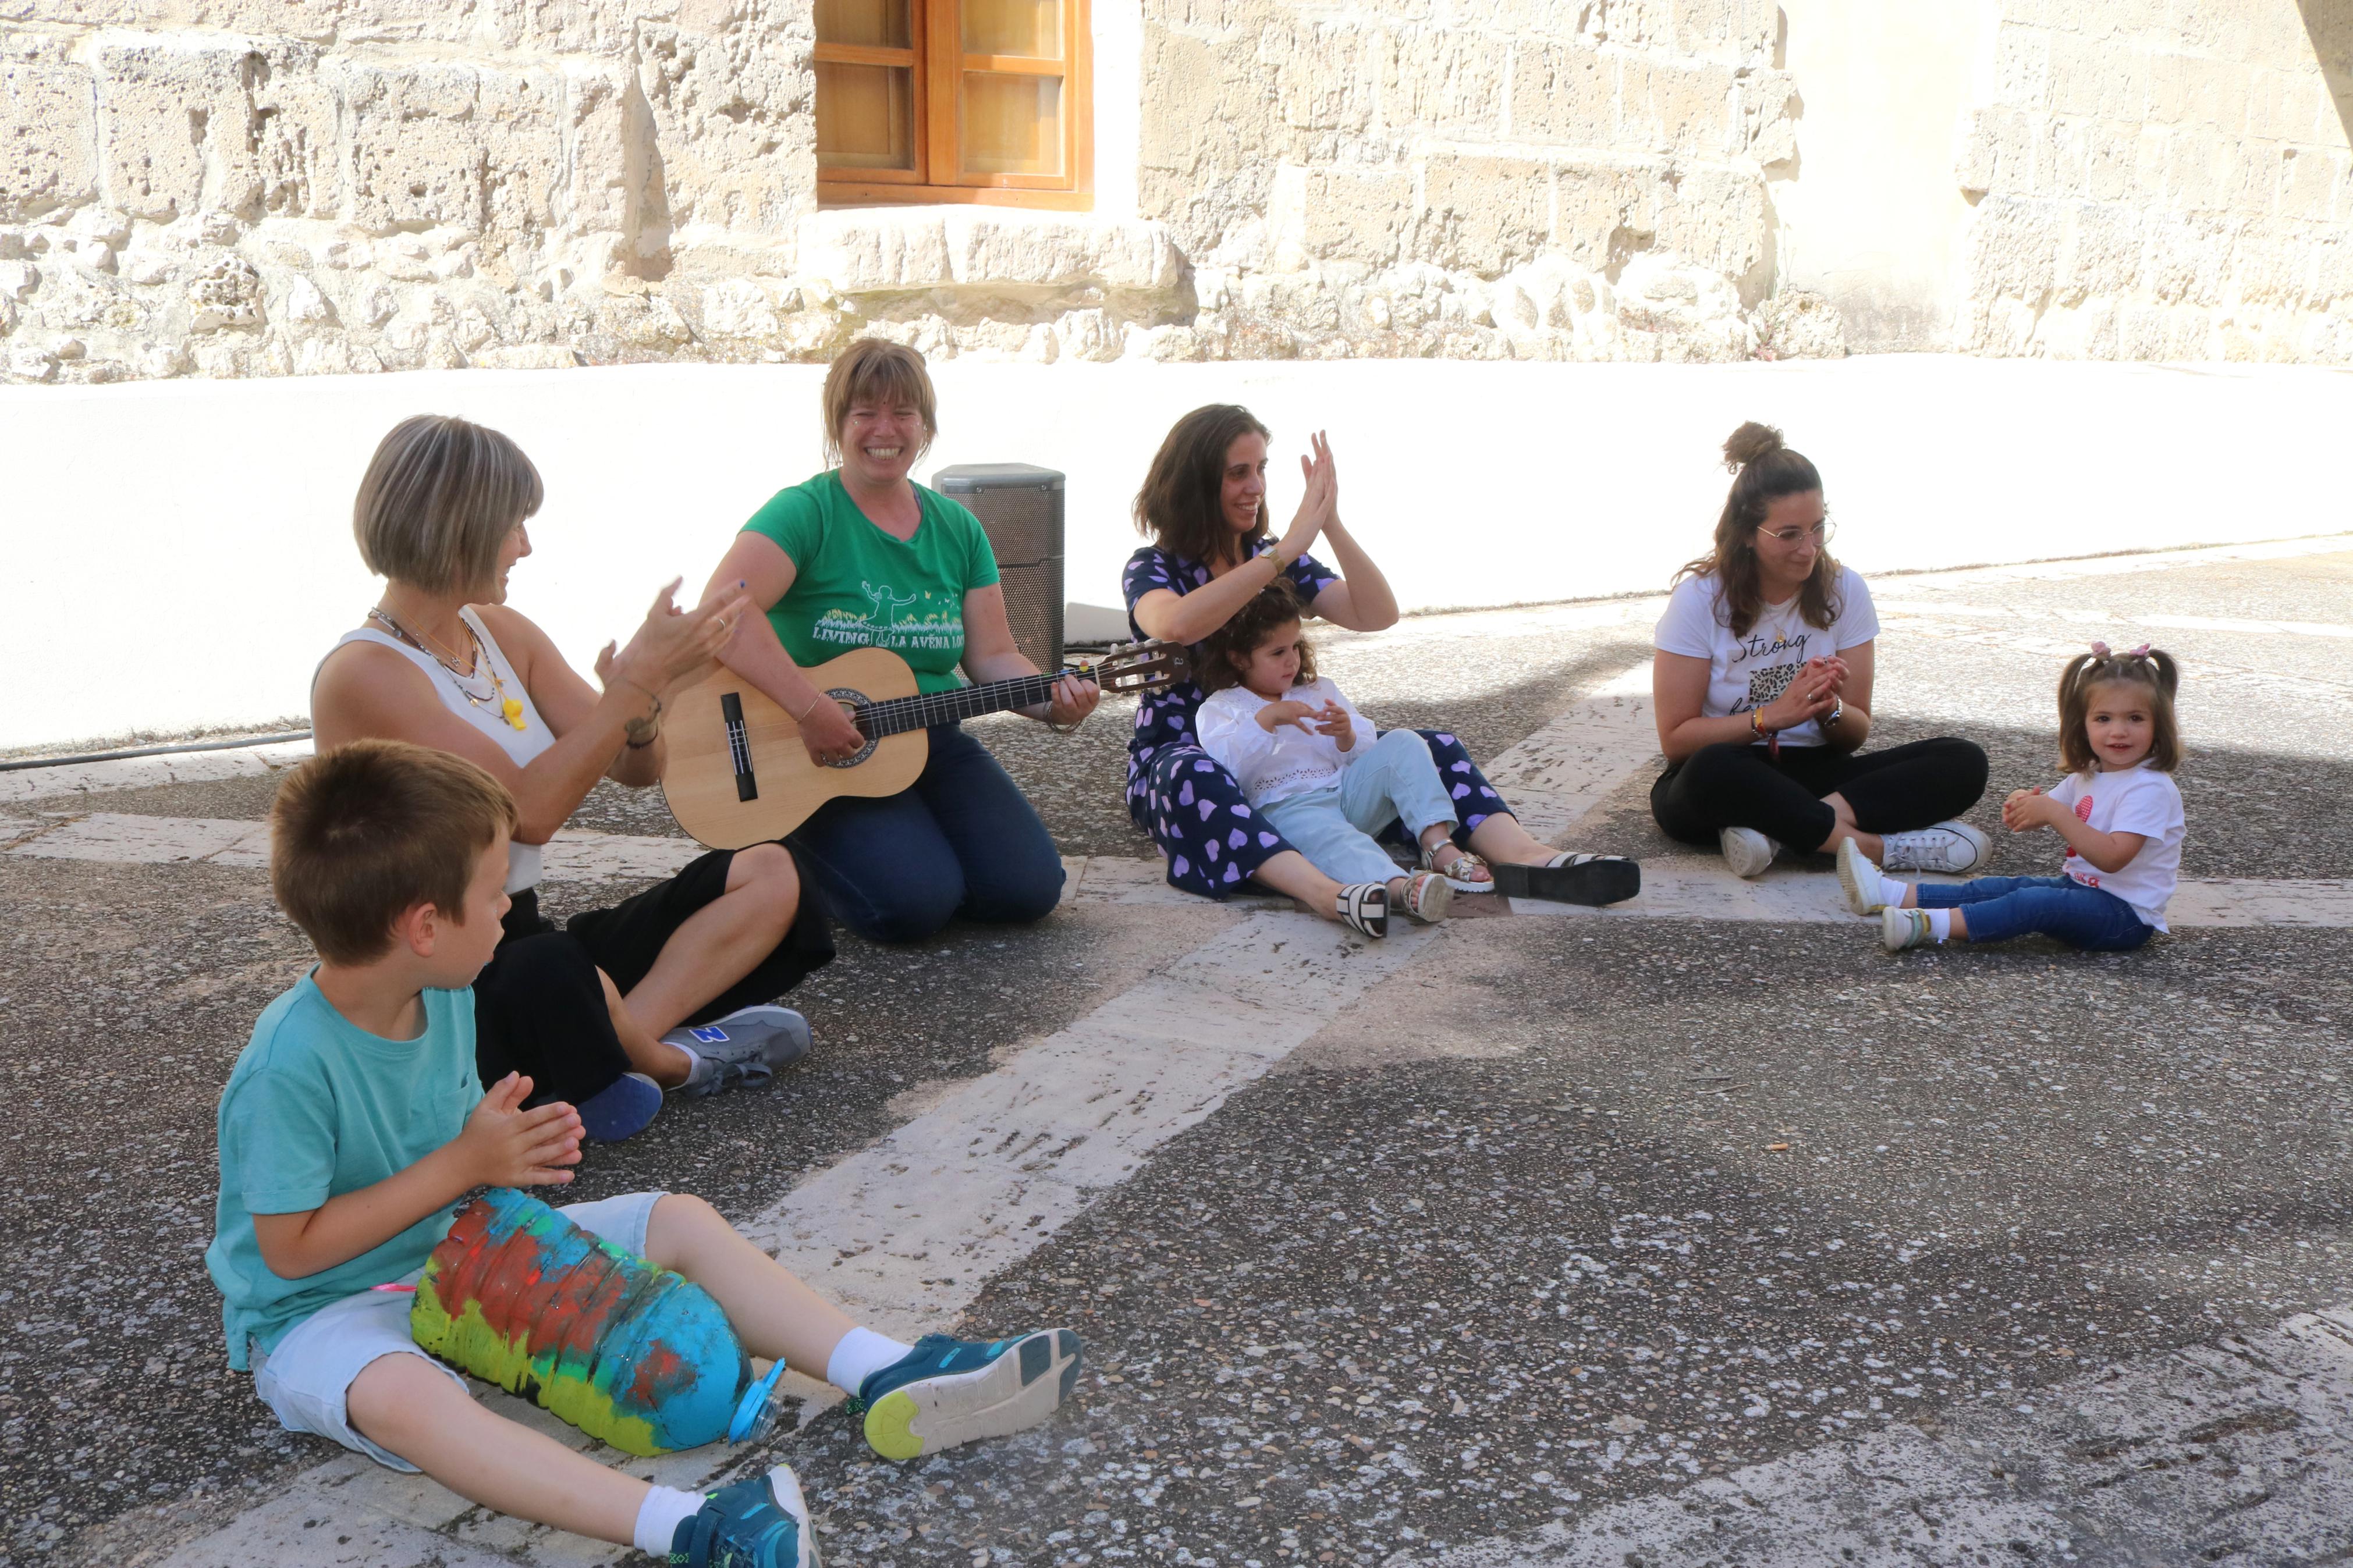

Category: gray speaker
[932, 462, 1065, 672]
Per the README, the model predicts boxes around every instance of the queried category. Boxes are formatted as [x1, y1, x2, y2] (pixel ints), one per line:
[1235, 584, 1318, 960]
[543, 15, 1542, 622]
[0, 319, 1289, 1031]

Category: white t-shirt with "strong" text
[1652, 567, 1881, 749]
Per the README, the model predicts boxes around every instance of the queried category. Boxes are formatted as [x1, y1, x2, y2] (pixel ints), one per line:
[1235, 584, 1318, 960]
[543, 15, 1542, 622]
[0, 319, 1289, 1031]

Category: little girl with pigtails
[1839, 643, 2187, 953]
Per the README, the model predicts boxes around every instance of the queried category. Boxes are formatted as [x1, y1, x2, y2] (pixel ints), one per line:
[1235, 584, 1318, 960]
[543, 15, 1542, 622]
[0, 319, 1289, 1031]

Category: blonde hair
[353, 415, 543, 595]
[2057, 646, 2182, 774]
[270, 739, 518, 965]
[821, 339, 938, 466]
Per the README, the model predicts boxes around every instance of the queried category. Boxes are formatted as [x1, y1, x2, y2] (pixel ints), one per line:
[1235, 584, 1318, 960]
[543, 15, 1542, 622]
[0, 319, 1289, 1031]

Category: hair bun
[1722, 421, 1786, 472]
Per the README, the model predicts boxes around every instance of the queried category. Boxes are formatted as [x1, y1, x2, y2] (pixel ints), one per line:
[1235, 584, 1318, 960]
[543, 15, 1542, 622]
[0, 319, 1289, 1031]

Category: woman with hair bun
[1649, 421, 1990, 878]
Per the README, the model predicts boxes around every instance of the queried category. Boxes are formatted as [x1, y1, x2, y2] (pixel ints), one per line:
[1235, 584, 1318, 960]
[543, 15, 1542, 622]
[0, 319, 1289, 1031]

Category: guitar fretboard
[855, 671, 1072, 738]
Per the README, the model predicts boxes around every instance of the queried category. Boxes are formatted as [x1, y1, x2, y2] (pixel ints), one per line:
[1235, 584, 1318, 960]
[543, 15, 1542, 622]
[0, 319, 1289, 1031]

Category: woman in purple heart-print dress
[1121, 405, 1641, 922]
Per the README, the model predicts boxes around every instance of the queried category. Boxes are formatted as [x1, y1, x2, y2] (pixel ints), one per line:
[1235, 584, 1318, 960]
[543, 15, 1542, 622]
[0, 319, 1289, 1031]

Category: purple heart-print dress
[1120, 543, 1513, 899]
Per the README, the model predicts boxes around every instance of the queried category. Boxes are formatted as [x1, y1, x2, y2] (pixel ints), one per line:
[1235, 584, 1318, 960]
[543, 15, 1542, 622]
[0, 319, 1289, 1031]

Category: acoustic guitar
[661, 641, 1188, 849]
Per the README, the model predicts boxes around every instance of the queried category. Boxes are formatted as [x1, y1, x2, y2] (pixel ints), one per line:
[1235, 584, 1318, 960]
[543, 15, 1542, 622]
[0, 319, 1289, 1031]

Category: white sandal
[1335, 883, 1389, 938]
[1394, 869, 1453, 925]
[1419, 842, 1495, 894]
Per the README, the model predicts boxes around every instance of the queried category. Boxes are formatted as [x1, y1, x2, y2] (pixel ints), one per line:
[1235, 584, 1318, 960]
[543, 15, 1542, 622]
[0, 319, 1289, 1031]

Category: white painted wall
[1772, 0, 1988, 350]
[8, 357, 2352, 749]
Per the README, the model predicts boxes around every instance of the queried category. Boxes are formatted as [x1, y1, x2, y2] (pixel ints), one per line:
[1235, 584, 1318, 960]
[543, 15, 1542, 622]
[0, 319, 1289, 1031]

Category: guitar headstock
[1071, 638, 1190, 696]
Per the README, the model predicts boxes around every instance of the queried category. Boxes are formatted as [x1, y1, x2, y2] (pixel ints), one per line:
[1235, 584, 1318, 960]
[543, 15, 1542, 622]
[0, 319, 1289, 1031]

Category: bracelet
[1750, 709, 1769, 737]
[622, 691, 663, 749]
[793, 690, 828, 723]
[1044, 714, 1082, 735]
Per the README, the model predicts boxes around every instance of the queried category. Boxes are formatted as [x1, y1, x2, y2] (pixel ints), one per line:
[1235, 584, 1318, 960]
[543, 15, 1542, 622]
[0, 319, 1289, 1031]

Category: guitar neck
[857, 671, 1069, 737]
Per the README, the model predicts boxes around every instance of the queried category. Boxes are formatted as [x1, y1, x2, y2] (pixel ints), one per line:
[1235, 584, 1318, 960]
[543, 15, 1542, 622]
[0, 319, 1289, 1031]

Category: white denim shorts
[248, 1190, 665, 1471]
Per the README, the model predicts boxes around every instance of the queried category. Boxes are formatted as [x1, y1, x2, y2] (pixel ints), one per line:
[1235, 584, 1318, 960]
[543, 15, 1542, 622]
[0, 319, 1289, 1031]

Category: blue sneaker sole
[574, 1071, 661, 1142]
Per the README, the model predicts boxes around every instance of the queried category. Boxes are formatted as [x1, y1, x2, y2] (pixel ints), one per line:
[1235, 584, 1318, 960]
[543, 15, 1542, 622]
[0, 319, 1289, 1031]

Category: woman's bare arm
[961, 584, 1099, 723]
[1130, 550, 1300, 646]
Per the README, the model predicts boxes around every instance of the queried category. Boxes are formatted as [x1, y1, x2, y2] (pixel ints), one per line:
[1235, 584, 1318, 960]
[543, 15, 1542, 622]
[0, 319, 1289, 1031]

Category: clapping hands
[1258, 698, 1351, 745]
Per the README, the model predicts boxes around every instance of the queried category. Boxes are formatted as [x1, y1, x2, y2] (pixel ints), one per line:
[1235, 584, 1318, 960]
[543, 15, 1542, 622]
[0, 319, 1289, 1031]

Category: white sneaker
[1879, 820, 1989, 873]
[1719, 826, 1780, 879]
[1835, 838, 1887, 915]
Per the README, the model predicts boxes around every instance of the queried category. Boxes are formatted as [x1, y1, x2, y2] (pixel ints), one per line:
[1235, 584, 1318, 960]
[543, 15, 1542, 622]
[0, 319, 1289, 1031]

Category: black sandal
[1490, 852, 1641, 906]
[1335, 882, 1390, 937]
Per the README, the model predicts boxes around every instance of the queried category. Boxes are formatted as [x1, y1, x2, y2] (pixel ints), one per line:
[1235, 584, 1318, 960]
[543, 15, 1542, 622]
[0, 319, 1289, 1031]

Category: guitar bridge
[720, 692, 757, 801]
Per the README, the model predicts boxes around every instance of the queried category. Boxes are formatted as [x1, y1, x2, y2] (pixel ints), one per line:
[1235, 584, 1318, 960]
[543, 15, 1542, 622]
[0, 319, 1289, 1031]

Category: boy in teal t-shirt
[740, 469, 1000, 693]
[210, 739, 1079, 1563]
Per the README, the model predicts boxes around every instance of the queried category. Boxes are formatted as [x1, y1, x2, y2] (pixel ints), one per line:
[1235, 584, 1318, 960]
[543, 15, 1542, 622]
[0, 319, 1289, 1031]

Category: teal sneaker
[1882, 906, 1936, 951]
[670, 1466, 817, 1568]
[846, 1329, 1081, 1461]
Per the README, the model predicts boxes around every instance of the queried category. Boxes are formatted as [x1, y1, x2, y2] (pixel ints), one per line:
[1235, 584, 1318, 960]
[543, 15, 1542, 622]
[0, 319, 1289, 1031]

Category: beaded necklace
[368, 606, 528, 730]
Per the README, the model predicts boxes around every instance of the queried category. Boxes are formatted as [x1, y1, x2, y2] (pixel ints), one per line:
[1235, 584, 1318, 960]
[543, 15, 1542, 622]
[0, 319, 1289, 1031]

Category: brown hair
[269, 739, 519, 965]
[1134, 403, 1272, 566]
[1198, 582, 1316, 695]
[1672, 421, 1841, 638]
[2057, 647, 2182, 774]
[821, 339, 938, 466]
[353, 415, 544, 596]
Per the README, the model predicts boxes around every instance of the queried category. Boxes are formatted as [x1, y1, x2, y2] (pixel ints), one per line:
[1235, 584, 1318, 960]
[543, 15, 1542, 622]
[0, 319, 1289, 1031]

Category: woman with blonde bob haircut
[314, 414, 836, 1143]
[700, 339, 1098, 943]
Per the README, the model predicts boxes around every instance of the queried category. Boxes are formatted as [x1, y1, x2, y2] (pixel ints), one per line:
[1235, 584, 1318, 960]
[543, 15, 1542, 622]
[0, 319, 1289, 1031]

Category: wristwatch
[1821, 699, 1844, 731]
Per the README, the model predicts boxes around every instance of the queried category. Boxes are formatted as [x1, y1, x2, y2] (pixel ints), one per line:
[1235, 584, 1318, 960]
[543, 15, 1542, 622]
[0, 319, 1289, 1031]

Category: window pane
[814, 0, 910, 48]
[963, 0, 1060, 58]
[961, 72, 1062, 176]
[818, 62, 916, 171]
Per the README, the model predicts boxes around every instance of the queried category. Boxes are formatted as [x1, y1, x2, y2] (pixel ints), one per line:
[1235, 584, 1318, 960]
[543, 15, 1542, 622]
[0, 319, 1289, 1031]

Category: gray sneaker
[666, 1006, 812, 1098]
[1880, 820, 1989, 873]
[1719, 826, 1780, 879]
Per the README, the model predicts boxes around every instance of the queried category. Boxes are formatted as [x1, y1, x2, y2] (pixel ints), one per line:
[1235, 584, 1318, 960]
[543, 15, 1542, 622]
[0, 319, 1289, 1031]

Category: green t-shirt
[207, 974, 482, 1369]
[741, 470, 1002, 695]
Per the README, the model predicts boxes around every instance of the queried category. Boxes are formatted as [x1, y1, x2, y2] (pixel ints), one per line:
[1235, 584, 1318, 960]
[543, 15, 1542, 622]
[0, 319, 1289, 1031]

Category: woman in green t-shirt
[701, 341, 1099, 943]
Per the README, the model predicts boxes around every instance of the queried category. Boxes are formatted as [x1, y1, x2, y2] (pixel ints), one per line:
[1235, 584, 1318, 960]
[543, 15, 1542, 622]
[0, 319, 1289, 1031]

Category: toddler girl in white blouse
[1194, 584, 1476, 937]
[1838, 645, 2186, 952]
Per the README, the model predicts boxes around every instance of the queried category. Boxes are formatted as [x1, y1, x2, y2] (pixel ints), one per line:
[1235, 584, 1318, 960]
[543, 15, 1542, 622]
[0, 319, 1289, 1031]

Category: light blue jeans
[1259, 728, 1461, 886]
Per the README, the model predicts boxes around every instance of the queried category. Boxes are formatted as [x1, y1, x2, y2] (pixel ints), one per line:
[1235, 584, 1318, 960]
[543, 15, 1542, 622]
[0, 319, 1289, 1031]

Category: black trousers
[1649, 738, 1989, 851]
[471, 846, 834, 1105]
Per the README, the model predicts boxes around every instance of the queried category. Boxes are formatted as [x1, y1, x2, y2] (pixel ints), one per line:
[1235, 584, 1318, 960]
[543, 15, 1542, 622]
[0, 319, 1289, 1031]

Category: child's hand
[455, 1073, 583, 1189]
[1257, 699, 1322, 733]
[2001, 787, 2054, 833]
[1311, 701, 1353, 745]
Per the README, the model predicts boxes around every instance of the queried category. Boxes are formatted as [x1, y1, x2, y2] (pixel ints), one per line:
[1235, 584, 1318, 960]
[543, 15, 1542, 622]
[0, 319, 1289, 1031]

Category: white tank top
[323, 607, 558, 893]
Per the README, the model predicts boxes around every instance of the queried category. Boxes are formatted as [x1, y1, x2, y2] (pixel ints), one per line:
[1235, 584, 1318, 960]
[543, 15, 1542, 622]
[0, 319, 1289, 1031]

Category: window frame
[815, 0, 1095, 211]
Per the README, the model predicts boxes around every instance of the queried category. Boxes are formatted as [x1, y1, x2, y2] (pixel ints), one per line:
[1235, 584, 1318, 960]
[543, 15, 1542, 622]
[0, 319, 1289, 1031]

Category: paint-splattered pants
[1130, 728, 1511, 900]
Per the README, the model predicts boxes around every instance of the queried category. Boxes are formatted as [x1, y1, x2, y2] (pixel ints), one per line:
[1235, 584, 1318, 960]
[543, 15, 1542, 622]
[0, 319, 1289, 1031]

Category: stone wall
[1137, 0, 1830, 364]
[0, 0, 2346, 382]
[1954, 1, 2353, 361]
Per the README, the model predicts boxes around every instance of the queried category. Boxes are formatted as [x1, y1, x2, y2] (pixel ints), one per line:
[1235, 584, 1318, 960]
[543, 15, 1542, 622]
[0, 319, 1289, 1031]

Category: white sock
[1878, 874, 1910, 909]
[634, 1484, 707, 1554]
[672, 1042, 707, 1083]
[1923, 908, 1951, 942]
[826, 1326, 915, 1393]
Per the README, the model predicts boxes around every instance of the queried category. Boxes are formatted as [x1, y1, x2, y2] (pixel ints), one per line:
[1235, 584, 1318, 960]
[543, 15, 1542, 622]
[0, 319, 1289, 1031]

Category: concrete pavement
[6, 538, 2352, 1566]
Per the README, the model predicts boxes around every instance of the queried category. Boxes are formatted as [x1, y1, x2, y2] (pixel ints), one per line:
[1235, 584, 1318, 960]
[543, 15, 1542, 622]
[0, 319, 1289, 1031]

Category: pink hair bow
[2089, 641, 2151, 659]
[2090, 641, 2110, 656]
[2127, 643, 2150, 658]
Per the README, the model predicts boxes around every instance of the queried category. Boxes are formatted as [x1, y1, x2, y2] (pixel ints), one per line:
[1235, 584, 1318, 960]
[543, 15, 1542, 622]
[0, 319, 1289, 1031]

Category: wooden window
[815, 0, 1092, 209]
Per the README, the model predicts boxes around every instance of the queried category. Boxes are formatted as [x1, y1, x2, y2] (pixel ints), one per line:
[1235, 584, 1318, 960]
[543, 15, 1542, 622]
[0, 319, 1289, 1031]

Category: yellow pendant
[503, 698, 526, 730]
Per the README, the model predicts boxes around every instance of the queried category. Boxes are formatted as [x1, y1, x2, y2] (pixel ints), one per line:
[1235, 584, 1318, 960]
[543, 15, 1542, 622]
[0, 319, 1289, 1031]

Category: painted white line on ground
[3, 813, 704, 881]
[22, 813, 2351, 930]
[1424, 1307, 2353, 1566]
[0, 739, 313, 805]
[1880, 600, 2353, 640]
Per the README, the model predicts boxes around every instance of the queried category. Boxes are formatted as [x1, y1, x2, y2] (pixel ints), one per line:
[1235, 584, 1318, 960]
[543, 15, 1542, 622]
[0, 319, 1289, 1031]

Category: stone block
[1276, 19, 1376, 134]
[1553, 158, 1653, 268]
[1993, 23, 2053, 109]
[2163, 120, 2231, 211]
[1957, 106, 2033, 198]
[1421, 154, 1550, 276]
[795, 209, 1183, 294]
[1671, 0, 1774, 63]
[2277, 145, 2343, 223]
[2046, 30, 2133, 119]
[1962, 194, 2063, 299]
[2142, 211, 2230, 304]
[331, 59, 564, 237]
[1654, 164, 1765, 284]
[1, 59, 97, 222]
[1616, 55, 1733, 156]
[2231, 220, 2312, 305]
[2058, 201, 2143, 301]
[2082, 118, 2138, 202]
[93, 37, 336, 223]
[1507, 41, 1610, 147]
[1380, 24, 1503, 139]
[1299, 166, 1415, 267]
[2149, 51, 2250, 136]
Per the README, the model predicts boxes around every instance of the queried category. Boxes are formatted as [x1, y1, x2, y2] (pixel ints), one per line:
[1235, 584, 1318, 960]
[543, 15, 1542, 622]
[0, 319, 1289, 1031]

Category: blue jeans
[1916, 874, 2153, 951]
[787, 723, 1064, 943]
[1259, 730, 1461, 886]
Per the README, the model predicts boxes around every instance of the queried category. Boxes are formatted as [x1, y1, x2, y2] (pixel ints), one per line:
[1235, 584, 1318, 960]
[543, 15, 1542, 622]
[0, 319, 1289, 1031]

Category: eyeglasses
[1755, 518, 1834, 546]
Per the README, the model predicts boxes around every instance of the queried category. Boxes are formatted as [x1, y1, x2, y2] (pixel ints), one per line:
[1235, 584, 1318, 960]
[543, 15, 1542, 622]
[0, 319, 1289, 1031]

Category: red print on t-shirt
[2063, 791, 2095, 866]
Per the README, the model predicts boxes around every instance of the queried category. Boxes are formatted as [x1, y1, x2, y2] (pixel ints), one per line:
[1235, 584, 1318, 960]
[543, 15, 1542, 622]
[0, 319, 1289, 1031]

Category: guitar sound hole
[819, 687, 878, 769]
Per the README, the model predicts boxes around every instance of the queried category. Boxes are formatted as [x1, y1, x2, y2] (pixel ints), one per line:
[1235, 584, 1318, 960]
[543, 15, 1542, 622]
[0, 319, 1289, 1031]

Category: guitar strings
[847, 649, 1173, 737]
